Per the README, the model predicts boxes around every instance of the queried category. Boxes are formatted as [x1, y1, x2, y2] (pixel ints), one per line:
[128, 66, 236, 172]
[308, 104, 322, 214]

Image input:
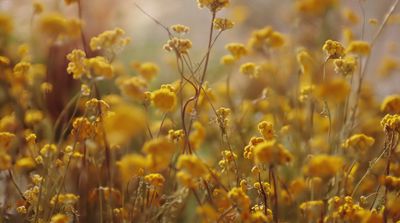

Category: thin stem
[8, 170, 26, 201]
[271, 166, 279, 223]
[351, 143, 387, 197]
[184, 12, 217, 153]
[157, 112, 168, 137]
[258, 172, 268, 215]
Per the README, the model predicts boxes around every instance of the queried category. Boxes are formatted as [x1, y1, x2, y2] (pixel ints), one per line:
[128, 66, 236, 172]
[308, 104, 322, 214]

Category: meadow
[1, 0, 400, 222]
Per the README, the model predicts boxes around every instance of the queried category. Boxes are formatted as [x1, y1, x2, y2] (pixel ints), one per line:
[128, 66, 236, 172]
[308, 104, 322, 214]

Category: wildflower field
[1, 0, 400, 222]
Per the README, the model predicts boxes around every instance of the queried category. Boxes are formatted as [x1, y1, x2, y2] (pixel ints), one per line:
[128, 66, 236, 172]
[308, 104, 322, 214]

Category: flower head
[303, 155, 343, 179]
[151, 85, 177, 112]
[323, 40, 345, 59]
[197, 0, 230, 12]
[213, 18, 234, 31]
[90, 28, 131, 53]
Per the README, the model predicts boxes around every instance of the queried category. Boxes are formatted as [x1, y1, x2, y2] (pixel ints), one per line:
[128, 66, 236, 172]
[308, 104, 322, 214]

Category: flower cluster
[2, 0, 400, 222]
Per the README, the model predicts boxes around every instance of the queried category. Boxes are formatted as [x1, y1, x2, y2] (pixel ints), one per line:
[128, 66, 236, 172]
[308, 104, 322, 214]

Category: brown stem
[77, 0, 89, 55]
[258, 172, 268, 215]
[271, 166, 279, 223]
[184, 11, 217, 153]
[8, 170, 26, 201]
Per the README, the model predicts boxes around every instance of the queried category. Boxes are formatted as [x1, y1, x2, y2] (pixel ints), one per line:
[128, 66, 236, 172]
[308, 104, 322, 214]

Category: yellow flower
[104, 104, 146, 146]
[247, 26, 285, 50]
[334, 56, 357, 76]
[253, 182, 271, 195]
[17, 44, 30, 61]
[85, 56, 114, 78]
[81, 84, 91, 96]
[220, 54, 235, 65]
[15, 157, 36, 170]
[267, 31, 286, 48]
[381, 95, 400, 114]
[71, 117, 94, 141]
[170, 24, 190, 34]
[118, 76, 148, 101]
[39, 13, 81, 38]
[177, 154, 208, 178]
[346, 40, 371, 56]
[90, 27, 131, 52]
[239, 62, 259, 78]
[144, 173, 165, 187]
[380, 114, 400, 132]
[24, 109, 44, 126]
[303, 155, 343, 179]
[342, 134, 375, 153]
[197, 0, 230, 12]
[117, 153, 149, 181]
[226, 43, 247, 59]
[299, 84, 315, 102]
[176, 171, 196, 188]
[50, 193, 79, 206]
[258, 121, 275, 140]
[219, 150, 237, 171]
[323, 39, 345, 59]
[40, 82, 53, 94]
[168, 129, 185, 143]
[163, 37, 192, 55]
[297, 49, 313, 76]
[213, 18, 234, 31]
[16, 206, 27, 214]
[85, 98, 110, 113]
[216, 107, 231, 129]
[66, 49, 87, 79]
[253, 140, 292, 165]
[243, 137, 265, 160]
[13, 61, 31, 81]
[228, 187, 250, 210]
[137, 62, 159, 81]
[151, 85, 177, 112]
[142, 137, 175, 171]
[39, 144, 57, 157]
[384, 176, 400, 191]
[296, 0, 337, 16]
[316, 78, 350, 103]
[25, 133, 37, 145]
[142, 137, 175, 155]
[248, 26, 273, 50]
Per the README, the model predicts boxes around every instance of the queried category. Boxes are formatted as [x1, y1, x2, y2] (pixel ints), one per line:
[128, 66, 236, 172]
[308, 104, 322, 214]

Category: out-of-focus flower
[381, 95, 400, 114]
[303, 155, 343, 179]
[104, 104, 146, 146]
[0, 13, 13, 34]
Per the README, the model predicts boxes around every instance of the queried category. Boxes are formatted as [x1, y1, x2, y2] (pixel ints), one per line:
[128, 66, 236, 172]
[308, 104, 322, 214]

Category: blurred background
[1, 1, 400, 221]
